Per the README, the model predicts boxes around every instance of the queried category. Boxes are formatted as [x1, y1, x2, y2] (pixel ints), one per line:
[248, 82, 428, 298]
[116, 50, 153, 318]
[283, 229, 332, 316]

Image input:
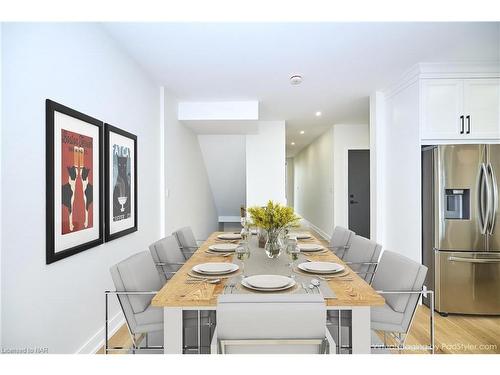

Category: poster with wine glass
[46, 99, 104, 264]
[105, 123, 137, 241]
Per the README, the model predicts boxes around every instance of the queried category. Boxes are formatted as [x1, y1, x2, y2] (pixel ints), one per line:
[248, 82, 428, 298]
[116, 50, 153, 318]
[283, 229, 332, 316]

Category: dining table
[151, 231, 385, 354]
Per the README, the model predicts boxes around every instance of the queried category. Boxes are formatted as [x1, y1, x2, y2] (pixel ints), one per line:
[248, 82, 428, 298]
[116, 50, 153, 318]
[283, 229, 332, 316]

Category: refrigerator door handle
[487, 163, 498, 235]
[478, 163, 491, 234]
[448, 256, 500, 264]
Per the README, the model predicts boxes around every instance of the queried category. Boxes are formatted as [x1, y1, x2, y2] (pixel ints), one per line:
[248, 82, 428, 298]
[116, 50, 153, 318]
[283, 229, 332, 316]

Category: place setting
[186, 262, 241, 284]
[294, 260, 351, 280]
[289, 232, 313, 240]
[215, 233, 242, 243]
[297, 243, 329, 255]
[239, 274, 297, 293]
[205, 243, 239, 257]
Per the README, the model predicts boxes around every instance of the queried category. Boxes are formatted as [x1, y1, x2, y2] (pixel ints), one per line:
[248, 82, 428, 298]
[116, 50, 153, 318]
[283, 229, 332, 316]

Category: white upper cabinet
[463, 79, 500, 139]
[421, 78, 500, 141]
[421, 79, 464, 140]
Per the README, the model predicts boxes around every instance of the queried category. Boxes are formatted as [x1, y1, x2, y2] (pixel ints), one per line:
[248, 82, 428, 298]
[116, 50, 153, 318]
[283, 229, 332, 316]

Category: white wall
[369, 92, 386, 242]
[377, 83, 421, 262]
[163, 91, 218, 240]
[0, 22, 3, 347]
[246, 121, 286, 207]
[1, 23, 161, 353]
[198, 135, 246, 218]
[293, 128, 334, 238]
[332, 124, 370, 229]
[286, 158, 294, 207]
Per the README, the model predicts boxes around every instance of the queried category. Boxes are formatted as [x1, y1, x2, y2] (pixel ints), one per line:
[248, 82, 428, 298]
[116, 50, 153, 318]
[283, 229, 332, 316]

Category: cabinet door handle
[460, 115, 464, 134]
[466, 115, 471, 134]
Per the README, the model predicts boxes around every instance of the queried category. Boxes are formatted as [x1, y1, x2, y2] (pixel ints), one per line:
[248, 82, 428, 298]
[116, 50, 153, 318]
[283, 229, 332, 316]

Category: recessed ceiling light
[291, 142, 296, 146]
[290, 74, 303, 85]
[300, 130, 305, 135]
[315, 111, 322, 117]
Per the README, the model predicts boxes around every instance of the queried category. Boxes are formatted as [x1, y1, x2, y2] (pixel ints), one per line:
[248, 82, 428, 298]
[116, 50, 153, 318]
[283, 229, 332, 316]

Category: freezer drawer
[435, 250, 500, 315]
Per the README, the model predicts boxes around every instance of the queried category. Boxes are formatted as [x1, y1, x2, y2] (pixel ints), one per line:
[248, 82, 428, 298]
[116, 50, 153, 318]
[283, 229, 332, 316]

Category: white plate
[208, 243, 239, 252]
[291, 232, 312, 240]
[297, 243, 324, 252]
[244, 275, 294, 289]
[217, 233, 242, 240]
[298, 262, 345, 274]
[192, 262, 239, 275]
[241, 278, 296, 292]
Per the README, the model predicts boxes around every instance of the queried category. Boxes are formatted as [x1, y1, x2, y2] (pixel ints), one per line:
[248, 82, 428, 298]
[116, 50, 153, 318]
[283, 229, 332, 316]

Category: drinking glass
[235, 241, 251, 278]
[240, 225, 249, 241]
[287, 239, 300, 278]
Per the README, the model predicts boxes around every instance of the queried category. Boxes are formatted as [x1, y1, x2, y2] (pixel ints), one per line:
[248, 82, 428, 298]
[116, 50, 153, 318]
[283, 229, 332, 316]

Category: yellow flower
[247, 200, 300, 232]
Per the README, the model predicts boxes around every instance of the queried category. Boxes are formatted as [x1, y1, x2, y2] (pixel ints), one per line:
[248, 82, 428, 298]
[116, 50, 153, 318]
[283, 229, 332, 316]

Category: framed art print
[46, 99, 104, 264]
[105, 123, 137, 241]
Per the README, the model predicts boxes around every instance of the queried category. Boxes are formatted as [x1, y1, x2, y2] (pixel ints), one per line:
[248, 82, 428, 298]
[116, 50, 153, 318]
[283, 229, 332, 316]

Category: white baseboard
[76, 311, 125, 354]
[300, 218, 331, 242]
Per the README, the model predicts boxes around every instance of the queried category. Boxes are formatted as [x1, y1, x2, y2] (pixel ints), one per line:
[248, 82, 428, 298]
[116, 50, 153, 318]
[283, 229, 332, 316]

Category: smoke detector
[290, 74, 303, 85]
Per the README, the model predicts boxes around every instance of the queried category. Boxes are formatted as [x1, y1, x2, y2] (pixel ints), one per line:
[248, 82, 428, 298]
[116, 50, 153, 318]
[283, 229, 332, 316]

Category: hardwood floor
[314, 229, 500, 355]
[98, 228, 500, 354]
[378, 306, 500, 354]
[96, 325, 135, 354]
[98, 307, 500, 354]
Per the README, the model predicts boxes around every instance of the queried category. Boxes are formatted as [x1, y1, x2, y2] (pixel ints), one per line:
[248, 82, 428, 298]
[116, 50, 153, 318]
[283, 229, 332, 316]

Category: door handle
[349, 200, 359, 204]
[448, 256, 500, 264]
[460, 115, 464, 134]
[479, 163, 491, 234]
[466, 115, 471, 134]
[487, 163, 498, 235]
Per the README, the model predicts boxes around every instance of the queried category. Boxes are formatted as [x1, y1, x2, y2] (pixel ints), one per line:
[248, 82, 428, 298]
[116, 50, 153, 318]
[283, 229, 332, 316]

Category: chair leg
[337, 310, 342, 354]
[198, 310, 202, 354]
[105, 293, 109, 355]
[430, 291, 435, 354]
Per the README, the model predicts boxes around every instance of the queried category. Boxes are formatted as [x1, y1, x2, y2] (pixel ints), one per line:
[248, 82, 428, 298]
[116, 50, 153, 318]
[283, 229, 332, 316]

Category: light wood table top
[152, 231, 385, 308]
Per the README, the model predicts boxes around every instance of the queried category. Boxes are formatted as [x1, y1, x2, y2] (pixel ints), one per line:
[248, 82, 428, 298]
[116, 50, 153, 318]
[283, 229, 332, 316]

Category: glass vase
[265, 232, 283, 259]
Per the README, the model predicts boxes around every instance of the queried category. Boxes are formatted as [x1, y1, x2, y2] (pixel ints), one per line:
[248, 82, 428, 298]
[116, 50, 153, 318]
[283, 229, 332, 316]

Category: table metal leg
[164, 307, 183, 354]
[351, 307, 371, 354]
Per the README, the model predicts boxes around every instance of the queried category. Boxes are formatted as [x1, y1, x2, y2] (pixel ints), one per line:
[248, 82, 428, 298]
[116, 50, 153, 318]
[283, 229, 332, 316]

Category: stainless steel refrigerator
[422, 144, 500, 315]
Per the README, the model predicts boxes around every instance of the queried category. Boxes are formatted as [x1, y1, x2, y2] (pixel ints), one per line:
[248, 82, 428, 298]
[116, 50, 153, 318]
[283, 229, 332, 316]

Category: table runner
[222, 235, 336, 298]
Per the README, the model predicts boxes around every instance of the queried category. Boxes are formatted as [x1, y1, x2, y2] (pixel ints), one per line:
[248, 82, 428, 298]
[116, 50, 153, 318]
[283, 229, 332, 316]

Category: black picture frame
[104, 123, 138, 242]
[46, 99, 104, 264]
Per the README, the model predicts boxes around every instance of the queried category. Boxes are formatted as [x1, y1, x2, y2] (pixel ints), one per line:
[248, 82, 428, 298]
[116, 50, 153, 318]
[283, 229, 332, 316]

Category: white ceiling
[103, 22, 500, 157]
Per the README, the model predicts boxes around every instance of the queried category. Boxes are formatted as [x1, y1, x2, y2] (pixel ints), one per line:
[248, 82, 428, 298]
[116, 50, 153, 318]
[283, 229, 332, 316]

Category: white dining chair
[106, 251, 214, 354]
[328, 226, 355, 258]
[329, 250, 434, 354]
[342, 235, 382, 284]
[173, 226, 200, 259]
[149, 235, 187, 283]
[106, 251, 165, 353]
[211, 294, 336, 354]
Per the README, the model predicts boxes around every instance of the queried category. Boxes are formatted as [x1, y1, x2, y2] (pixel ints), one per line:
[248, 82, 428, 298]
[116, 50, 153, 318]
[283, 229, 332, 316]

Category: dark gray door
[348, 150, 370, 238]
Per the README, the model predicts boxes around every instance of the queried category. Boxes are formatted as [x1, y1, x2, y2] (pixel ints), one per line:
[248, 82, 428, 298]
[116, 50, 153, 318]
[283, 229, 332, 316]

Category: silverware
[308, 284, 317, 294]
[311, 278, 322, 295]
[224, 282, 236, 294]
[186, 278, 220, 284]
[205, 252, 233, 257]
[301, 282, 309, 294]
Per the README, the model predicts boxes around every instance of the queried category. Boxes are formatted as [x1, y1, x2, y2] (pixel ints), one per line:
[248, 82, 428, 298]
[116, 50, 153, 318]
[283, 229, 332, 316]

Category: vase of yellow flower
[247, 200, 300, 259]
